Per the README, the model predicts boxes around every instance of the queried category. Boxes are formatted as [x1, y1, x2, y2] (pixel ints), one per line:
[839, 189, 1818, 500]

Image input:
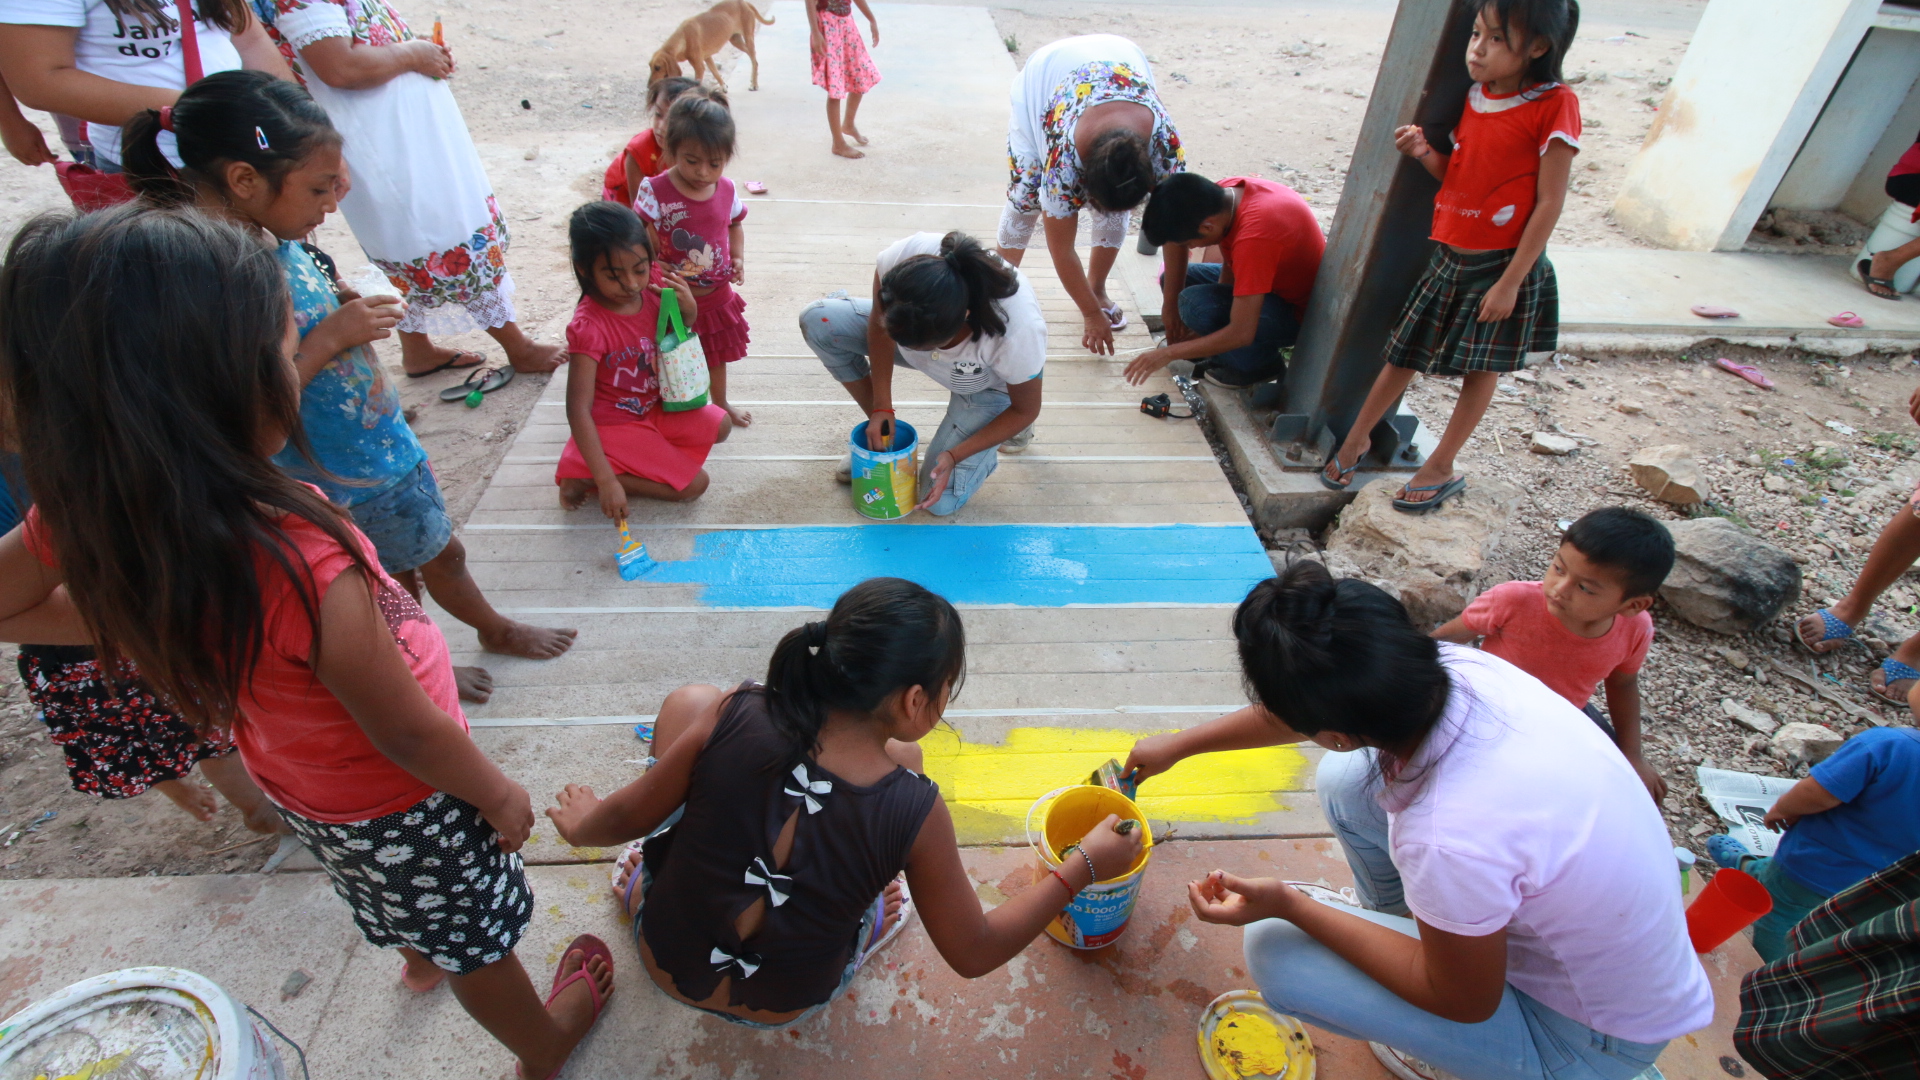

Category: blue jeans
[1238, 749, 1668, 1080]
[1177, 263, 1300, 380]
[800, 296, 1022, 516]
[344, 460, 454, 575]
[1737, 854, 1832, 963]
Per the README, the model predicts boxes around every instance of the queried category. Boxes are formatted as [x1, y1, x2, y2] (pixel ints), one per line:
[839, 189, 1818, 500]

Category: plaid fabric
[1382, 246, 1558, 375]
[1734, 850, 1920, 1080]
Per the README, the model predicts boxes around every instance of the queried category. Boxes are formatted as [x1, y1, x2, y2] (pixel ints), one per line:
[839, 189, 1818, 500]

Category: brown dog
[648, 0, 775, 92]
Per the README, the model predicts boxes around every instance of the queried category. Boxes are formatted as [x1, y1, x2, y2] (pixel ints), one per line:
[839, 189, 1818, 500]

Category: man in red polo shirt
[1126, 172, 1325, 389]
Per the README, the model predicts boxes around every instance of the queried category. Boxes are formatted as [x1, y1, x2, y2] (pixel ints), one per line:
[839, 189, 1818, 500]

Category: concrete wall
[1772, 27, 1920, 214]
[1613, 0, 1879, 250]
[1842, 73, 1920, 222]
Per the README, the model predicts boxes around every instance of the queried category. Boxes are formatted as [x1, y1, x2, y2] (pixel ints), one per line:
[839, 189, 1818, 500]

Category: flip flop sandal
[1320, 450, 1360, 491]
[1714, 357, 1775, 390]
[609, 839, 647, 912]
[1691, 304, 1741, 319]
[439, 364, 514, 403]
[1391, 475, 1466, 513]
[1795, 608, 1854, 654]
[1857, 258, 1903, 301]
[521, 936, 613, 1080]
[855, 876, 914, 971]
[1829, 311, 1867, 328]
[1102, 302, 1127, 332]
[1873, 658, 1920, 703]
[744, 180, 768, 195]
[405, 349, 486, 378]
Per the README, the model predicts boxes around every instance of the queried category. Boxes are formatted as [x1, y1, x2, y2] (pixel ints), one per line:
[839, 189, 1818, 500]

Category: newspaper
[1695, 766, 1800, 857]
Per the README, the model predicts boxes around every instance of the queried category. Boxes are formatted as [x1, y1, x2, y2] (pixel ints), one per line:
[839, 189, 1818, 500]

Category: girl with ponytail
[1123, 561, 1712, 1079]
[547, 577, 1140, 1028]
[799, 230, 1046, 515]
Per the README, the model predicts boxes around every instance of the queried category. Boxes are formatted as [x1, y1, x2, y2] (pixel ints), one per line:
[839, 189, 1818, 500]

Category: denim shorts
[346, 460, 454, 575]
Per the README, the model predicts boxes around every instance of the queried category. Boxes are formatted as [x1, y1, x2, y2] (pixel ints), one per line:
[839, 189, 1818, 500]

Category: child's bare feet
[832, 142, 865, 160]
[154, 778, 219, 822]
[558, 478, 593, 511]
[455, 666, 494, 704]
[876, 877, 904, 939]
[518, 946, 613, 1080]
[720, 402, 753, 428]
[399, 948, 447, 993]
[844, 123, 868, 147]
[480, 621, 578, 660]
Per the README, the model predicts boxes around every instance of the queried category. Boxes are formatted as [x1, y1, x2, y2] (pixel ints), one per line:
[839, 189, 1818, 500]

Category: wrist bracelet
[1063, 842, 1099, 885]
[871, 408, 895, 414]
[1049, 868, 1077, 897]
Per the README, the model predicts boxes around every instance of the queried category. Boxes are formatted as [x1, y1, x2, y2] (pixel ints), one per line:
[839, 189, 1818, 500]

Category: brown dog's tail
[748, 2, 774, 23]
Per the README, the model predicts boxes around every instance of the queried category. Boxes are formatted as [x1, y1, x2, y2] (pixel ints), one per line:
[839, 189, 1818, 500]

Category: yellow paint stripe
[919, 726, 1309, 844]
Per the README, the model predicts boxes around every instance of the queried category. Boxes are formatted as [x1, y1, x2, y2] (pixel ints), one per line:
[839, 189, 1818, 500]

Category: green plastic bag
[657, 286, 710, 412]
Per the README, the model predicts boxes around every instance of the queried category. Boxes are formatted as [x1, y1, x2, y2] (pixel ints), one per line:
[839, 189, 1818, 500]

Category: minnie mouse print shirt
[635, 173, 746, 290]
[873, 233, 1047, 395]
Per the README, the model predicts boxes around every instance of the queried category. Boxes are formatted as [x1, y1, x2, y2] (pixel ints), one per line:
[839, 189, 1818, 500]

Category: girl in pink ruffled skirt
[808, 0, 880, 159]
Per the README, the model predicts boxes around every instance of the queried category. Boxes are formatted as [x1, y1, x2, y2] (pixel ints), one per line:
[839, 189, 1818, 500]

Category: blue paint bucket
[849, 420, 918, 520]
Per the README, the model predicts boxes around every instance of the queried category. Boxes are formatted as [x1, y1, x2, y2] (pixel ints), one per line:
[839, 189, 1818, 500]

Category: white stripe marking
[468, 704, 1242, 729]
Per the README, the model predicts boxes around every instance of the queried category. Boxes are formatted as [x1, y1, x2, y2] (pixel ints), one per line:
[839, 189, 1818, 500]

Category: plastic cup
[345, 265, 402, 302]
[1685, 866, 1772, 953]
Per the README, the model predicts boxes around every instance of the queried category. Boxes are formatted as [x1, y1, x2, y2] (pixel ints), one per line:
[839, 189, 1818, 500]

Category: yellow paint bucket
[1026, 785, 1153, 949]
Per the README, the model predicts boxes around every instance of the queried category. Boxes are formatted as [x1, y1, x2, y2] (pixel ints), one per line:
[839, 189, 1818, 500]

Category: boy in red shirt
[1127, 171, 1325, 390]
[1433, 506, 1674, 800]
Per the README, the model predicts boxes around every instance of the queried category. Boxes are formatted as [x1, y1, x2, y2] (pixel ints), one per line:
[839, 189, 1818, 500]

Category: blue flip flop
[1796, 609, 1854, 653]
[1392, 475, 1466, 513]
[1874, 658, 1920, 703]
[1320, 451, 1360, 491]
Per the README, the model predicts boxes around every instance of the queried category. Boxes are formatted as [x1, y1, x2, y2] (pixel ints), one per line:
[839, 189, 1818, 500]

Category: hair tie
[803, 621, 828, 654]
[158, 106, 174, 133]
[254, 125, 271, 151]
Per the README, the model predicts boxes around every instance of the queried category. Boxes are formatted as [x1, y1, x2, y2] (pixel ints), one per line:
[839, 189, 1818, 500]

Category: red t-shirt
[1459, 580, 1651, 709]
[1891, 132, 1920, 179]
[602, 129, 663, 207]
[1432, 82, 1581, 250]
[566, 277, 666, 422]
[22, 500, 465, 823]
[1217, 177, 1325, 314]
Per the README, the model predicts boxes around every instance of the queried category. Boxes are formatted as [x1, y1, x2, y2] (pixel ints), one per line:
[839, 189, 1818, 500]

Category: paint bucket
[849, 420, 918, 520]
[1854, 201, 1920, 294]
[0, 967, 288, 1079]
[1685, 866, 1773, 953]
[1026, 785, 1153, 950]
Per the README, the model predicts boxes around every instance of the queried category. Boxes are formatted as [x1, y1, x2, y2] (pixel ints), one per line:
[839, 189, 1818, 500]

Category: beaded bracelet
[1062, 843, 1098, 885]
[1049, 868, 1077, 897]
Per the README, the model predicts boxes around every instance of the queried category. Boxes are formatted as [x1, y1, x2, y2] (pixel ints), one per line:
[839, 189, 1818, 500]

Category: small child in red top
[636, 94, 754, 428]
[1323, 0, 1580, 513]
[558, 202, 732, 518]
[1433, 507, 1675, 800]
[600, 77, 702, 207]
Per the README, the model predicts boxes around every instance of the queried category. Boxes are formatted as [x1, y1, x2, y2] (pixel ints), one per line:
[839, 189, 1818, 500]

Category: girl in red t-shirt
[0, 209, 610, 1080]
[1323, 0, 1579, 514]
[600, 77, 703, 207]
[556, 201, 732, 517]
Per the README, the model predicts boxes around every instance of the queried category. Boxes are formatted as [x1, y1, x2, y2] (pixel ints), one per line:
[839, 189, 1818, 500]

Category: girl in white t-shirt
[800, 230, 1046, 516]
[1125, 561, 1712, 1080]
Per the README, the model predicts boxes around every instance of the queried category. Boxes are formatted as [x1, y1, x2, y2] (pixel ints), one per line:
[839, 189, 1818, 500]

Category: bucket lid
[0, 968, 248, 1080]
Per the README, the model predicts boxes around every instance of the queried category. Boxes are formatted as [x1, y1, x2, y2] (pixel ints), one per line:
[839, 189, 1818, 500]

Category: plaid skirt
[1383, 246, 1558, 375]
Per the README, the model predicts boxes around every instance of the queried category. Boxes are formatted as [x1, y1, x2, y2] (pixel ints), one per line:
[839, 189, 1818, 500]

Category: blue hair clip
[254, 125, 270, 151]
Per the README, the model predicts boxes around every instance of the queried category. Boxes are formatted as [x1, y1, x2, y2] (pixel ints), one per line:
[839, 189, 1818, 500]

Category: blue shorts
[346, 461, 453, 576]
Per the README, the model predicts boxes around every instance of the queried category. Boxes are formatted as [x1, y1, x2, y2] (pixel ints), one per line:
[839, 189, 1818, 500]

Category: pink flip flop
[1691, 304, 1741, 319]
[743, 180, 768, 195]
[1828, 311, 1866, 328]
[1715, 357, 1775, 390]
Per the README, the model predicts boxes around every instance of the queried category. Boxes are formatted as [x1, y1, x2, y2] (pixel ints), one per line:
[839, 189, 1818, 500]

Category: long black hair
[1234, 562, 1451, 772]
[1474, 0, 1580, 85]
[1082, 128, 1154, 213]
[0, 206, 378, 730]
[762, 578, 967, 763]
[568, 200, 653, 298]
[121, 69, 341, 206]
[879, 231, 1020, 348]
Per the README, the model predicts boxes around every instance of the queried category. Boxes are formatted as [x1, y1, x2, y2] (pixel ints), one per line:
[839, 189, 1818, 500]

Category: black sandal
[1857, 258, 1902, 301]
[439, 365, 514, 402]
[406, 349, 488, 378]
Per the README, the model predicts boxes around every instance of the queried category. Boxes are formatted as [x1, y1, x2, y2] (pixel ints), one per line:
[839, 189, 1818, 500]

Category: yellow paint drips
[918, 726, 1308, 844]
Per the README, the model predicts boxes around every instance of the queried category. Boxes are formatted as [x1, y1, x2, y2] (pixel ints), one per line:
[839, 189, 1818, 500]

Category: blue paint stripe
[637, 524, 1273, 608]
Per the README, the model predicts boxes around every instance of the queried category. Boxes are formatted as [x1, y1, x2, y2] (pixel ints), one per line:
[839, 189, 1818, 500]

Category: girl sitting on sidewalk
[603, 76, 699, 206]
[0, 207, 609, 1080]
[546, 577, 1140, 1028]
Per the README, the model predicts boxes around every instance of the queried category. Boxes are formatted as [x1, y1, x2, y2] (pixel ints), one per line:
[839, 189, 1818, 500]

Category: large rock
[1630, 444, 1706, 505]
[1322, 475, 1525, 627]
[1660, 517, 1802, 634]
[1772, 722, 1845, 765]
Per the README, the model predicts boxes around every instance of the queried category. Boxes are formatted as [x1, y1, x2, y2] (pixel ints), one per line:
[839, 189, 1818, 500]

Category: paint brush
[616, 518, 655, 580]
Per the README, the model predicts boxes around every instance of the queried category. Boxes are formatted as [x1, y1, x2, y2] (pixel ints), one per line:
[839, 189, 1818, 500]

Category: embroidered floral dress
[1005, 34, 1183, 219]
[259, 0, 517, 334]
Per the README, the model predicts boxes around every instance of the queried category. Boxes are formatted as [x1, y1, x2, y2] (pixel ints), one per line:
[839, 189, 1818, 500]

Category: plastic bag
[656, 287, 710, 412]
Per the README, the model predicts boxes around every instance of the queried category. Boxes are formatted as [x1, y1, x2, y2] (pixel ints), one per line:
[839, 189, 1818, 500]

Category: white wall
[1613, 0, 1879, 250]
[1842, 76, 1920, 222]
[1772, 27, 1920, 213]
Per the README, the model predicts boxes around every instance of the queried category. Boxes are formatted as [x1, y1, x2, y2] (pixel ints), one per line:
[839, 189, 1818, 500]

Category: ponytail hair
[122, 69, 340, 206]
[879, 231, 1019, 348]
[1233, 562, 1451, 769]
[763, 578, 967, 763]
[1082, 128, 1154, 213]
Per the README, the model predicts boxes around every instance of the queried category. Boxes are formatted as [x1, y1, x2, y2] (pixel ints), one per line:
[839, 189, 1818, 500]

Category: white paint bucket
[1854, 201, 1920, 294]
[0, 967, 287, 1080]
[1026, 785, 1153, 950]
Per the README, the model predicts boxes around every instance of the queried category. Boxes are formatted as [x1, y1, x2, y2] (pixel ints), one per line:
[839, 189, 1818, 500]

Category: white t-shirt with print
[1381, 645, 1714, 1044]
[874, 232, 1046, 396]
[0, 0, 242, 164]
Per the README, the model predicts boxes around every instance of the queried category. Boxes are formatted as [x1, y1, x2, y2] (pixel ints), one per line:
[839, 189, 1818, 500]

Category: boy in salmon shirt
[1127, 171, 1325, 390]
[1433, 506, 1674, 800]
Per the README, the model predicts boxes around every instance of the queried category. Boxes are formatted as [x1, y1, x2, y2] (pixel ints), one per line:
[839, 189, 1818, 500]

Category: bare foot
[505, 339, 565, 374]
[243, 805, 292, 835]
[874, 878, 904, 941]
[400, 950, 446, 993]
[844, 124, 868, 146]
[480, 621, 578, 660]
[455, 666, 494, 703]
[1394, 472, 1462, 506]
[402, 344, 486, 378]
[558, 478, 593, 511]
[832, 142, 865, 160]
[720, 402, 753, 428]
[518, 947, 613, 1080]
[154, 778, 218, 822]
